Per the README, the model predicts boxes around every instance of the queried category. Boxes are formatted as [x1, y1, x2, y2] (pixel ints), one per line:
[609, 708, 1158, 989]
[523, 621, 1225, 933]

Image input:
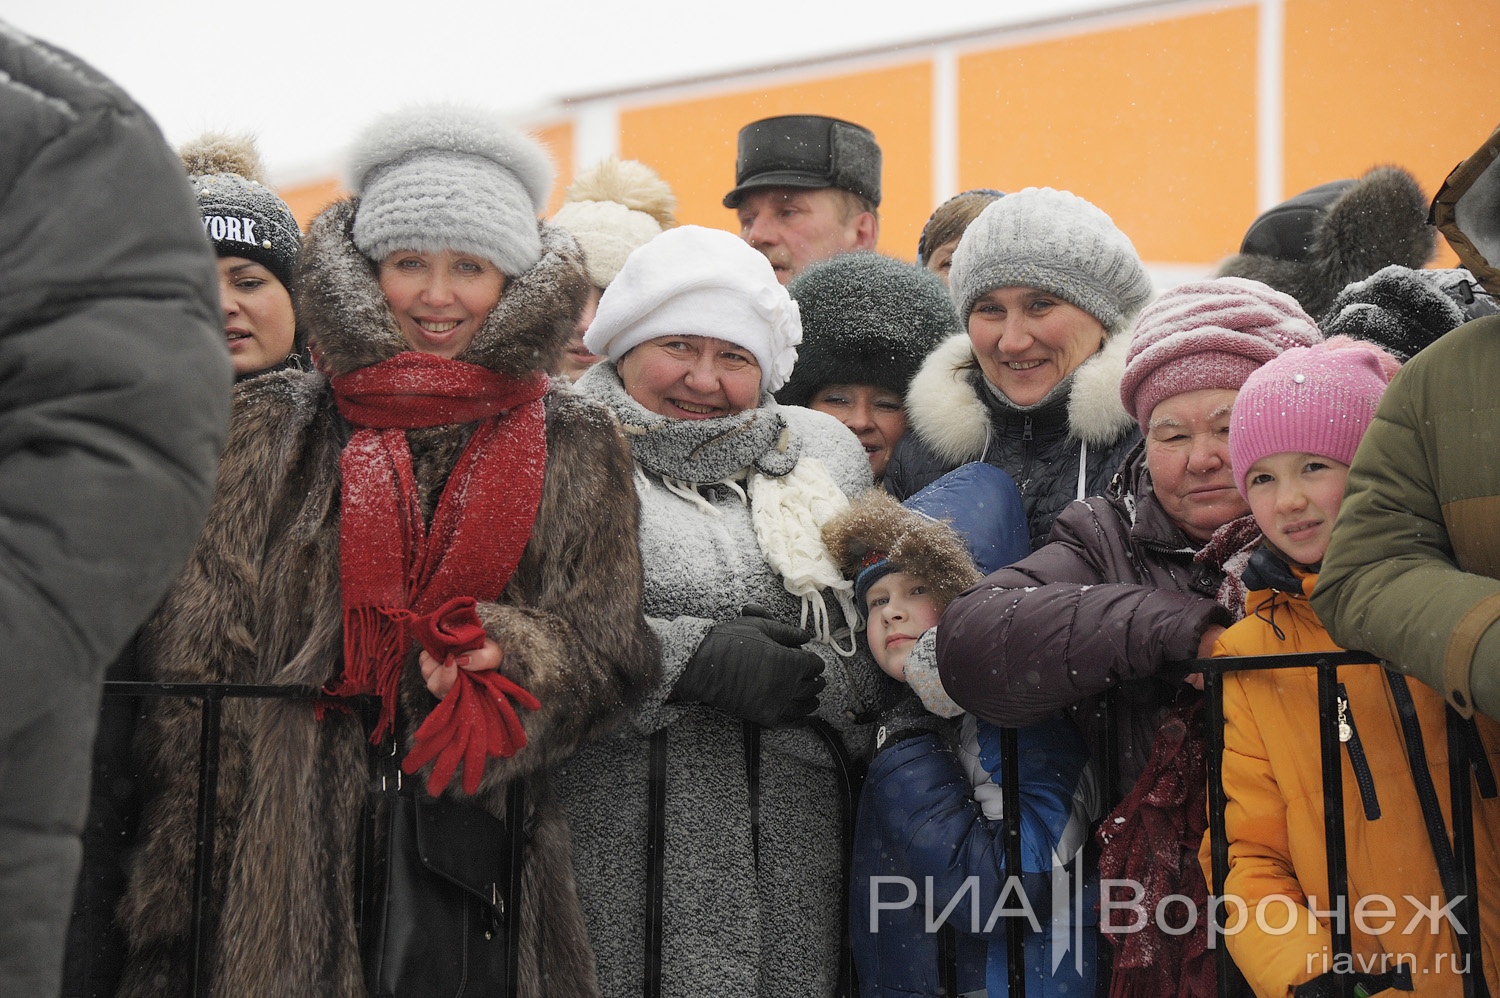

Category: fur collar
[903, 330, 1136, 466]
[296, 197, 590, 378]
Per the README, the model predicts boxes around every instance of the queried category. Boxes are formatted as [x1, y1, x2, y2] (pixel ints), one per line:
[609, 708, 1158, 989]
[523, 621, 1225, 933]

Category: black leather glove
[872, 681, 949, 754]
[672, 606, 826, 727]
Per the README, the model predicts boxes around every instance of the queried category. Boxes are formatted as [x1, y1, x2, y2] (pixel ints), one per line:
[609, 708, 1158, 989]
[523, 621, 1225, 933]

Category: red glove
[397, 597, 541, 795]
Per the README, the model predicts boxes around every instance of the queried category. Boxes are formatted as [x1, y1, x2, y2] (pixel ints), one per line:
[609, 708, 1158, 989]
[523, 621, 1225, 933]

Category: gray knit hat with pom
[347, 104, 553, 276]
[777, 253, 958, 407]
[182, 134, 301, 290]
[948, 187, 1154, 337]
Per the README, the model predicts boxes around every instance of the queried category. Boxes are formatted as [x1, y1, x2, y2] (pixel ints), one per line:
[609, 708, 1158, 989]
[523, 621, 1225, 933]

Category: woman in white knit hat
[116, 105, 656, 998]
[558, 224, 880, 997]
[886, 187, 1155, 552]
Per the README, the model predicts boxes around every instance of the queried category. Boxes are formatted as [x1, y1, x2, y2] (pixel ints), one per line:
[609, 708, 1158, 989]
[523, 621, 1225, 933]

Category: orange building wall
[616, 61, 934, 260]
[533, 120, 576, 216]
[957, 5, 1260, 266]
[1284, 0, 1499, 266]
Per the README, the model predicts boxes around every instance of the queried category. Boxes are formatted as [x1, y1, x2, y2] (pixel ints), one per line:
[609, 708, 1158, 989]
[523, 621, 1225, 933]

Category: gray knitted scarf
[581, 362, 801, 484]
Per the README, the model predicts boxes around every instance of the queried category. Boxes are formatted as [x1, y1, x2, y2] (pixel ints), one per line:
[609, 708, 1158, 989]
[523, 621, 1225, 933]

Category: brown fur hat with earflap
[822, 489, 981, 614]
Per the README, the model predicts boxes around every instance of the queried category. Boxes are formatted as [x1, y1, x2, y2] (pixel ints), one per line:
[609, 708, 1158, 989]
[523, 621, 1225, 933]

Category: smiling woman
[563, 224, 881, 997]
[377, 249, 507, 358]
[116, 105, 657, 998]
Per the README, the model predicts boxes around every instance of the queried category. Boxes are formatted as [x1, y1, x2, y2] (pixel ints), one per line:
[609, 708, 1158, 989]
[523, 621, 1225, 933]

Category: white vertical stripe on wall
[932, 45, 960, 217]
[574, 101, 620, 174]
[1256, 0, 1285, 211]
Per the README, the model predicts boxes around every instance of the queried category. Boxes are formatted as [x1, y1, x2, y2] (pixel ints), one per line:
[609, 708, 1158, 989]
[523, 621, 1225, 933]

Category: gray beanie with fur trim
[777, 252, 958, 407]
[347, 105, 553, 276]
[948, 187, 1154, 337]
[182, 133, 302, 290]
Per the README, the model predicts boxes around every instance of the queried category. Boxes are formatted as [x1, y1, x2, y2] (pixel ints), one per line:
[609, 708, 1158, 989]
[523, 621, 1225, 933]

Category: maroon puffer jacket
[937, 443, 1236, 797]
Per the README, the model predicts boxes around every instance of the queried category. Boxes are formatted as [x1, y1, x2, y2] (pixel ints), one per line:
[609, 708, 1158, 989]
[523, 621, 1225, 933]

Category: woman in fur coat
[557, 225, 882, 997]
[115, 106, 657, 998]
[884, 187, 1153, 552]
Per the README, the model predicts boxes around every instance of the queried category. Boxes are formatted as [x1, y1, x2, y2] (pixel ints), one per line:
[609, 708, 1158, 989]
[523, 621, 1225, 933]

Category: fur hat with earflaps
[552, 158, 676, 288]
[1216, 165, 1437, 319]
[823, 462, 1028, 613]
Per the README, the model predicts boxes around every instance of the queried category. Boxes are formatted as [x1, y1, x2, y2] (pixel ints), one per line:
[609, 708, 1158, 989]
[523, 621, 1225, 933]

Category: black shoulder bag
[358, 734, 527, 998]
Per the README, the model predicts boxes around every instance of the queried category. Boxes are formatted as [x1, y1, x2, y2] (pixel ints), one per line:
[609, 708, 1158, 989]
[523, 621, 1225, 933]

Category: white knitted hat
[584, 225, 802, 393]
[552, 158, 676, 287]
[347, 104, 553, 276]
[948, 187, 1154, 337]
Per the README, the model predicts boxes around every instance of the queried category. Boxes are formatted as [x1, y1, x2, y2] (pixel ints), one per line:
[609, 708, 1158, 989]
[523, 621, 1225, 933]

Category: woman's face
[967, 286, 1107, 406]
[923, 237, 960, 285]
[1143, 388, 1249, 543]
[556, 284, 604, 380]
[807, 383, 907, 480]
[217, 257, 296, 376]
[617, 335, 762, 420]
[377, 249, 506, 359]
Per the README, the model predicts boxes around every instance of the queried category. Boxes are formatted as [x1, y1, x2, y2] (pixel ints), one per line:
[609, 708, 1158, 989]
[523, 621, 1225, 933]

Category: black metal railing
[89, 653, 1491, 998]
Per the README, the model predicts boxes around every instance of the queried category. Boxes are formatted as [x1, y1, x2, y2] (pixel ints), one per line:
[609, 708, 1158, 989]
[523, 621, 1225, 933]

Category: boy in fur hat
[823, 463, 1102, 998]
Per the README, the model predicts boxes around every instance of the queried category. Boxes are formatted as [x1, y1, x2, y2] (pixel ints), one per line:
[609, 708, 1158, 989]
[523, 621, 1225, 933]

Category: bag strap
[643, 727, 669, 998]
[1387, 674, 1489, 998]
[503, 777, 526, 998]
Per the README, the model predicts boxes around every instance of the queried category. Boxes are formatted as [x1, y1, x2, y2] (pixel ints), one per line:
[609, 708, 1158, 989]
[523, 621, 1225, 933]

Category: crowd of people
[6, 18, 1500, 998]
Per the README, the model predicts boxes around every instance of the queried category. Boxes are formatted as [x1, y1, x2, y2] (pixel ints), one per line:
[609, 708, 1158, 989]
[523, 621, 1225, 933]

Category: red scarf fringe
[326, 354, 548, 790]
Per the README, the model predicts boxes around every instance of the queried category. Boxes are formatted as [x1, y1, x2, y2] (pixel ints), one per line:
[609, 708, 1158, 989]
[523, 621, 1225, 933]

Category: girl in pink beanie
[1203, 337, 1500, 998]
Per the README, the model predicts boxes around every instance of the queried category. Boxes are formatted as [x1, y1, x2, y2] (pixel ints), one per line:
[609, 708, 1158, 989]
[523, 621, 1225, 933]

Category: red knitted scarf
[326, 352, 547, 766]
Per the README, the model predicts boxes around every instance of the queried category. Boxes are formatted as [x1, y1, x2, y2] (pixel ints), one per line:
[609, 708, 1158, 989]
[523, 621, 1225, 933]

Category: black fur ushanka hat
[775, 252, 958, 408]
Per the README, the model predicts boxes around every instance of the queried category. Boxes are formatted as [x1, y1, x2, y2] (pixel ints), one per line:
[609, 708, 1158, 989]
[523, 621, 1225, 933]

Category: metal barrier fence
[91, 655, 1490, 998]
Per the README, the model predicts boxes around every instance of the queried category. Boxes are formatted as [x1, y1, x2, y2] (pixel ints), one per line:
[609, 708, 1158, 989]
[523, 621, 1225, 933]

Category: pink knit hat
[1119, 277, 1323, 429]
[1229, 336, 1401, 496]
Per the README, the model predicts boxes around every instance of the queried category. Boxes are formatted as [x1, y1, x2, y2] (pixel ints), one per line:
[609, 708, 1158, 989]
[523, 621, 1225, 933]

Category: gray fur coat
[116, 200, 658, 998]
[556, 363, 881, 997]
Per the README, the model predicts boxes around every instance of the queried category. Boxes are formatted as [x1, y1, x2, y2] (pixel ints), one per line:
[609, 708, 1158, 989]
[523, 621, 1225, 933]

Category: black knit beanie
[777, 252, 958, 407]
[181, 134, 302, 290]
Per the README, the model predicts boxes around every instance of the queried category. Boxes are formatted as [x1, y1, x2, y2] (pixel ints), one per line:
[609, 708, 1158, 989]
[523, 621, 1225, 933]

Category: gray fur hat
[347, 104, 553, 276]
[777, 253, 958, 407]
[182, 134, 301, 290]
[948, 187, 1154, 337]
[1216, 165, 1436, 319]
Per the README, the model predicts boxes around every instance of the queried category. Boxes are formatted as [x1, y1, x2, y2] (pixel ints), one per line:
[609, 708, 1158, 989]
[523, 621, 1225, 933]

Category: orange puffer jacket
[1202, 553, 1500, 997]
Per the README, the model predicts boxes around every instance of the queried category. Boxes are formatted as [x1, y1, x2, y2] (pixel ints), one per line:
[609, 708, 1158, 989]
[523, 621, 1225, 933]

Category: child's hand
[419, 639, 503, 699]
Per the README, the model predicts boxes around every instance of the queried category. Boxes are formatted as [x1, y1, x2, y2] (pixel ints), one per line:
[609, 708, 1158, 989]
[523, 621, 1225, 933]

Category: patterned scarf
[326, 352, 547, 793]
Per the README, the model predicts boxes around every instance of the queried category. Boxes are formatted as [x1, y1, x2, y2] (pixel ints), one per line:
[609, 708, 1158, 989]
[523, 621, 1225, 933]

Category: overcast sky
[9, 0, 1133, 181]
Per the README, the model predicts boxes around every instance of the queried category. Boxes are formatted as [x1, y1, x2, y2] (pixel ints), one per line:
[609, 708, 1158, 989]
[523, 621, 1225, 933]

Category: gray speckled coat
[556, 368, 880, 998]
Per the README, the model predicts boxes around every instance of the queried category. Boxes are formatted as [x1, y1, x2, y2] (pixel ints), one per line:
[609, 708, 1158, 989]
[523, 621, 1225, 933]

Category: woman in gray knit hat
[886, 187, 1154, 551]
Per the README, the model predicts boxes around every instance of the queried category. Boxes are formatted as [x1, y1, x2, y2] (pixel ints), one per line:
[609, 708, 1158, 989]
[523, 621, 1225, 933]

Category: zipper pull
[1022, 416, 1033, 441]
[1336, 691, 1352, 743]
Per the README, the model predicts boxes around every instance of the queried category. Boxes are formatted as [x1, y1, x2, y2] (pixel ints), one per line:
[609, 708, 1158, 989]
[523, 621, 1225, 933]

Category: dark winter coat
[558, 365, 881, 997]
[115, 201, 657, 998]
[1314, 314, 1500, 723]
[853, 719, 1099, 998]
[0, 22, 230, 998]
[885, 331, 1140, 551]
[937, 444, 1236, 796]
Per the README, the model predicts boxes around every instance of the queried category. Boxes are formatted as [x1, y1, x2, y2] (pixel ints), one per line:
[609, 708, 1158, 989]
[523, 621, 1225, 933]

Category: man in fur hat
[725, 114, 882, 283]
